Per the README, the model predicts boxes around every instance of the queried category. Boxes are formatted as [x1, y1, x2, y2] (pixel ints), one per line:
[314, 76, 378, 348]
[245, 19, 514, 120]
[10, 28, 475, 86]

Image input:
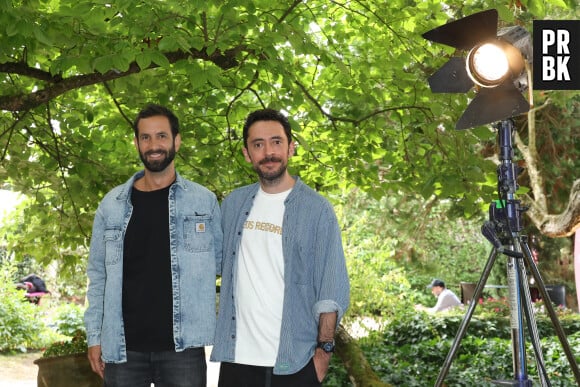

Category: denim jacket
[84, 171, 223, 363]
[210, 177, 350, 375]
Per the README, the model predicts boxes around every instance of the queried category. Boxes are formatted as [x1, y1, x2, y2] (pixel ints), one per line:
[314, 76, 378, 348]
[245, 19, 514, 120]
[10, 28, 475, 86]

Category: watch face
[320, 342, 335, 352]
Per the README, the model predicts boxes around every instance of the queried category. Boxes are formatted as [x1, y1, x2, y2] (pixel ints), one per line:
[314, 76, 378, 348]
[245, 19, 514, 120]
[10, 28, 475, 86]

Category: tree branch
[0, 62, 62, 82]
[335, 324, 390, 386]
[525, 178, 580, 237]
[278, 0, 304, 23]
[514, 85, 579, 237]
[0, 46, 246, 112]
[294, 79, 432, 125]
[516, 98, 551, 215]
[103, 81, 133, 127]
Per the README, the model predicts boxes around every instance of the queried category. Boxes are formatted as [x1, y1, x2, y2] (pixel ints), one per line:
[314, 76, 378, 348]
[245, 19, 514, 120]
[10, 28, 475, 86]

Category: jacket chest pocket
[183, 215, 213, 253]
[104, 229, 123, 265]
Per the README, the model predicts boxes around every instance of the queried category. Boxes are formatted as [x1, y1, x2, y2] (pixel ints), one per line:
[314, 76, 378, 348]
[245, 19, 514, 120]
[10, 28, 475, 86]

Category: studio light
[423, 10, 580, 387]
[422, 9, 532, 130]
[467, 43, 509, 86]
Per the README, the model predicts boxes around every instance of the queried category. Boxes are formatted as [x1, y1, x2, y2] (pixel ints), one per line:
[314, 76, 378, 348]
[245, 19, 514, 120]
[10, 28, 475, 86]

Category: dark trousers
[104, 347, 206, 387]
[218, 358, 322, 387]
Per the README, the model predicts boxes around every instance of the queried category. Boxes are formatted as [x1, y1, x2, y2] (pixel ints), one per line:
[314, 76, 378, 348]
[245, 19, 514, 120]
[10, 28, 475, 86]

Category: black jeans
[104, 347, 206, 387]
[218, 358, 322, 387]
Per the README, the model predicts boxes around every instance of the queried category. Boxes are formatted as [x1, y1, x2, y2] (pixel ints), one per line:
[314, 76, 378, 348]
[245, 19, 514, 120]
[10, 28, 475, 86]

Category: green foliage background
[0, 0, 578, 275]
[0, 262, 41, 352]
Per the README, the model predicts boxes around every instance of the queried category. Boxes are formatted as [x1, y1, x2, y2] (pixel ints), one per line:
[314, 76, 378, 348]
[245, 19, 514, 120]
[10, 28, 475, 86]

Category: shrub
[42, 329, 87, 358]
[51, 302, 85, 337]
[334, 305, 580, 386]
[0, 261, 46, 352]
[40, 301, 87, 358]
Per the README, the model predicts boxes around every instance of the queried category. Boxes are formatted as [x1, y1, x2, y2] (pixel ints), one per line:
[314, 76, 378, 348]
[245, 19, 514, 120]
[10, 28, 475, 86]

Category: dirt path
[0, 349, 220, 387]
[0, 351, 38, 386]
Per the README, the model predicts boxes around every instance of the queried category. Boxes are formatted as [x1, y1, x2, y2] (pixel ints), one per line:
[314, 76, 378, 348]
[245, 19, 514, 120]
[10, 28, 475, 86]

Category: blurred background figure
[415, 279, 461, 313]
[16, 273, 50, 304]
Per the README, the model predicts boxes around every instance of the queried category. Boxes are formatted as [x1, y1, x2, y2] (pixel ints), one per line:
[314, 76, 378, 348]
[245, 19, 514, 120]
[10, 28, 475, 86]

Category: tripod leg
[506, 255, 528, 380]
[513, 245, 550, 386]
[520, 240, 580, 384]
[435, 248, 499, 387]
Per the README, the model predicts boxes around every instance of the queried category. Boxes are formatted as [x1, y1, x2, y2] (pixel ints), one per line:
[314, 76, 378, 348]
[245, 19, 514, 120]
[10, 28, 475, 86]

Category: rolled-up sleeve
[312, 204, 350, 323]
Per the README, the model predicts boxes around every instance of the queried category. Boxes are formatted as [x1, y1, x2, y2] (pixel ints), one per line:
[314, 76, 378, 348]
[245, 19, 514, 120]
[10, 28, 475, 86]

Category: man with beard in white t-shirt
[211, 108, 350, 386]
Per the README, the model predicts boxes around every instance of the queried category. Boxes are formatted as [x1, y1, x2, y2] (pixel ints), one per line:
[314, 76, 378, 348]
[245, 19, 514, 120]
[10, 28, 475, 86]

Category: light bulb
[467, 42, 509, 87]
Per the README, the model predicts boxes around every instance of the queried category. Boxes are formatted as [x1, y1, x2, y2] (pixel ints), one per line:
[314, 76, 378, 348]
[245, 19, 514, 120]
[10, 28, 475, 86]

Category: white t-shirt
[429, 288, 462, 313]
[234, 187, 291, 366]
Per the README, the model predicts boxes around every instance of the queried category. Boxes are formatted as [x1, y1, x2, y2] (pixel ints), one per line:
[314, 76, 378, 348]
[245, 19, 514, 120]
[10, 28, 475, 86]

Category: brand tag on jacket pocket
[196, 222, 206, 233]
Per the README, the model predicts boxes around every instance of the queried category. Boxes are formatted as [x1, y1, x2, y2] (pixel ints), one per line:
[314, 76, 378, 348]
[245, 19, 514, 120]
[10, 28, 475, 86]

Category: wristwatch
[317, 341, 335, 353]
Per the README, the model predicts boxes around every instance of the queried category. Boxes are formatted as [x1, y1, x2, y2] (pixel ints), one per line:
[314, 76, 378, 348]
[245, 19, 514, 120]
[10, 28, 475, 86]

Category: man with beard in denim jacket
[84, 104, 222, 387]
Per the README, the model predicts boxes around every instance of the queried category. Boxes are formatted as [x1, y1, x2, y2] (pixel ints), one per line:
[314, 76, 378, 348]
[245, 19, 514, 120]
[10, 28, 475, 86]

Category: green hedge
[331, 308, 580, 386]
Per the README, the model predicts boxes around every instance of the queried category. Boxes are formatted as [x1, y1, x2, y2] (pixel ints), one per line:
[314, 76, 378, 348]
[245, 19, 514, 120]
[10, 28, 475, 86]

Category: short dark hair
[133, 104, 180, 138]
[242, 108, 292, 148]
[427, 279, 446, 289]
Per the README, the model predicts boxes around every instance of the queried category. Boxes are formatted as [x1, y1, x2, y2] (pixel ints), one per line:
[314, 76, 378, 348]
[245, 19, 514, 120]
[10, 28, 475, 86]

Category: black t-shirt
[122, 185, 174, 351]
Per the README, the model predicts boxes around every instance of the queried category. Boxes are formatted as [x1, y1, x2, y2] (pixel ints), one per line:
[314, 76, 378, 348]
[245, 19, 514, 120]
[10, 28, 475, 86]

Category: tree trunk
[335, 324, 391, 387]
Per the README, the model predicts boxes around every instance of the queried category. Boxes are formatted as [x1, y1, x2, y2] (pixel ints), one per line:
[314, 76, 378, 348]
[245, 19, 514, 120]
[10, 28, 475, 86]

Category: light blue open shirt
[210, 177, 350, 375]
[84, 171, 223, 363]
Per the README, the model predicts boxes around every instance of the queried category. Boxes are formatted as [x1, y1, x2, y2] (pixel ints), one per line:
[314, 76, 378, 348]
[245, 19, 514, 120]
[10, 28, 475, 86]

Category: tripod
[435, 119, 580, 386]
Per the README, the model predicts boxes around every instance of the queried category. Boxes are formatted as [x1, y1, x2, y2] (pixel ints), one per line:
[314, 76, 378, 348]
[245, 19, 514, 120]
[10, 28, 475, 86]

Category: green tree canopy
[1, 0, 578, 266]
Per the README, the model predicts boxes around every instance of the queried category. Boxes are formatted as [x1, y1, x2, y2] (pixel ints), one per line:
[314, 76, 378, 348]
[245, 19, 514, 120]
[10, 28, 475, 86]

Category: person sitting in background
[415, 279, 462, 313]
[17, 274, 49, 293]
[15, 274, 50, 304]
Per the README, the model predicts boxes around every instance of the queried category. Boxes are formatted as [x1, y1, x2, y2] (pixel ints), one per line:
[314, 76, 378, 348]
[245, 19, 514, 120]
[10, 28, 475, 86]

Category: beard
[139, 146, 176, 172]
[254, 156, 287, 183]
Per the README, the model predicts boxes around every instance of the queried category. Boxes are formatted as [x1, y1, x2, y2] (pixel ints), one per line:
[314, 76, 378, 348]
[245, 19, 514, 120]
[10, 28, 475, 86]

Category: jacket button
[231, 335, 235, 339]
